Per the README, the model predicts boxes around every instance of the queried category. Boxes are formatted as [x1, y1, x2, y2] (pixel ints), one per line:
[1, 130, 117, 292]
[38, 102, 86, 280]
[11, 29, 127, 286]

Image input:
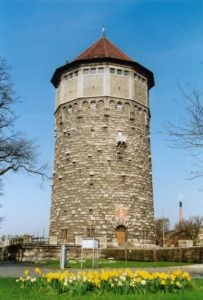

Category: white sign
[199, 233, 203, 240]
[82, 239, 99, 249]
[178, 240, 193, 248]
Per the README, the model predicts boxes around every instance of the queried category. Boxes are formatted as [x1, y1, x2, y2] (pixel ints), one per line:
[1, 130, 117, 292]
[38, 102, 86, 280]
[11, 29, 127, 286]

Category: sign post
[60, 244, 67, 270]
[81, 238, 99, 269]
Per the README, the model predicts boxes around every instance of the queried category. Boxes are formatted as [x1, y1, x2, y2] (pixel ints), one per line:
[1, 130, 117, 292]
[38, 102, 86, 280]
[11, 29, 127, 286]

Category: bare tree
[165, 86, 203, 149]
[164, 85, 203, 178]
[174, 216, 203, 243]
[0, 57, 48, 180]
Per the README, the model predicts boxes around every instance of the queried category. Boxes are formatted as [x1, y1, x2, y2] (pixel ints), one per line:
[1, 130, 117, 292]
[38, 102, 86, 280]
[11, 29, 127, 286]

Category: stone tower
[49, 35, 155, 248]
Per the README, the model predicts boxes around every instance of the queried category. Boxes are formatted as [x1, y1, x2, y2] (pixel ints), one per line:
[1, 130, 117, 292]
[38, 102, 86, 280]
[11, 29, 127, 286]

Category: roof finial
[101, 25, 106, 38]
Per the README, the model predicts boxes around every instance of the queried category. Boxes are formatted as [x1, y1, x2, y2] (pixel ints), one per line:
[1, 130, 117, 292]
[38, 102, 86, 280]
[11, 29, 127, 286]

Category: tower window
[117, 103, 123, 111]
[90, 101, 96, 110]
[116, 131, 127, 147]
[87, 228, 95, 237]
[117, 131, 123, 140]
[74, 71, 78, 77]
[69, 73, 73, 79]
[90, 68, 96, 74]
[124, 70, 129, 76]
[98, 67, 104, 73]
[110, 68, 115, 74]
[60, 229, 67, 239]
[117, 69, 123, 75]
[83, 69, 89, 75]
[144, 112, 148, 126]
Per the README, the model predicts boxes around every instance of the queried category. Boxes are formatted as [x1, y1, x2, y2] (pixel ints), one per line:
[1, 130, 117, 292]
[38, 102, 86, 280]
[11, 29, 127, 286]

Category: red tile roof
[51, 36, 154, 89]
[74, 37, 132, 62]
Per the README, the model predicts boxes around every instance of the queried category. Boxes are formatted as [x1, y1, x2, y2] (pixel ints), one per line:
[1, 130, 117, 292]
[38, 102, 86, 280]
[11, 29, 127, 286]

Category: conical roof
[51, 36, 154, 89]
[74, 37, 132, 62]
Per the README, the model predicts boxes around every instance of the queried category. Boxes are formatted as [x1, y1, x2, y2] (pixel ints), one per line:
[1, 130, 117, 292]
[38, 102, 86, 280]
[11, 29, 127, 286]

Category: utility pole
[162, 211, 165, 247]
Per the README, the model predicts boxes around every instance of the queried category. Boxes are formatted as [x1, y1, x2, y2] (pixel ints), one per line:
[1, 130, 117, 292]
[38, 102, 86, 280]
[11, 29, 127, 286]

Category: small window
[63, 75, 68, 80]
[69, 73, 73, 79]
[134, 73, 138, 79]
[117, 131, 123, 139]
[98, 67, 104, 73]
[89, 209, 93, 215]
[68, 105, 72, 112]
[144, 112, 148, 126]
[83, 69, 89, 75]
[110, 68, 115, 74]
[59, 116, 63, 124]
[90, 68, 96, 74]
[90, 101, 96, 110]
[74, 71, 78, 77]
[117, 103, 123, 111]
[117, 69, 123, 75]
[124, 70, 129, 76]
[60, 229, 67, 239]
[87, 228, 95, 237]
[116, 130, 127, 145]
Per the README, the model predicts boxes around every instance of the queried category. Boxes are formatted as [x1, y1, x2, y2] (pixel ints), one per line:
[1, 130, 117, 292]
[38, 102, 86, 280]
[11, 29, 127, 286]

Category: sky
[0, 0, 203, 237]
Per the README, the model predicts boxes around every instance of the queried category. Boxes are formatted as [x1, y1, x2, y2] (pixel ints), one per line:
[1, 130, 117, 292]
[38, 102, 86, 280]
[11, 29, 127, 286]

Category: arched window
[109, 100, 115, 109]
[98, 100, 104, 109]
[117, 102, 123, 111]
[68, 105, 72, 112]
[90, 101, 96, 110]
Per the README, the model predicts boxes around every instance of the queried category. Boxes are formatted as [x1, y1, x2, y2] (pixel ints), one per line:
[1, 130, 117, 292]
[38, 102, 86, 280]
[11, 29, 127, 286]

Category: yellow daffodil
[24, 270, 29, 276]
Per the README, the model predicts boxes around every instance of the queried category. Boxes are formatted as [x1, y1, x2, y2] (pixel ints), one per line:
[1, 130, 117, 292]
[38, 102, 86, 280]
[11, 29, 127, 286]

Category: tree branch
[0, 56, 50, 182]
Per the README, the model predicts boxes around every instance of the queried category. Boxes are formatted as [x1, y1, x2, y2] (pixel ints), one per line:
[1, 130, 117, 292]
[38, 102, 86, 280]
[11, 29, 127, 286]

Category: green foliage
[17, 268, 192, 296]
[0, 278, 202, 300]
[101, 247, 203, 263]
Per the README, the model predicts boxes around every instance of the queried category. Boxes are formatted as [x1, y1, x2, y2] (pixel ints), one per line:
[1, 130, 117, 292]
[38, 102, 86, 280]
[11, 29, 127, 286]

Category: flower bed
[17, 268, 192, 296]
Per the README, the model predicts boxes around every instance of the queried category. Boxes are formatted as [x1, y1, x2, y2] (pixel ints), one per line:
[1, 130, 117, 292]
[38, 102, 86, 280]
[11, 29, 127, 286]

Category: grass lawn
[36, 259, 192, 269]
[0, 278, 202, 300]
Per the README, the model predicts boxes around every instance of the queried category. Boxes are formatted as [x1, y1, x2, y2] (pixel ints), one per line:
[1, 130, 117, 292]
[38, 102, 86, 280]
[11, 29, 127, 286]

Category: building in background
[49, 34, 155, 248]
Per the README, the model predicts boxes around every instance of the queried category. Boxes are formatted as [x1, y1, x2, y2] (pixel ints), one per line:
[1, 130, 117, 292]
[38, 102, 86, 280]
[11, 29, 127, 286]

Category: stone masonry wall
[50, 94, 155, 247]
[3, 245, 203, 264]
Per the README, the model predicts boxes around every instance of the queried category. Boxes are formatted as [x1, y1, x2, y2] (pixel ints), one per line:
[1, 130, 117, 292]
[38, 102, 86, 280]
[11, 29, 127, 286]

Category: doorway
[116, 225, 127, 244]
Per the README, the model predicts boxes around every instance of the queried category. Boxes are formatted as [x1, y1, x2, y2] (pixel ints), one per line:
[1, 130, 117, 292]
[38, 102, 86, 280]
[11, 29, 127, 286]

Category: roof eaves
[51, 57, 154, 89]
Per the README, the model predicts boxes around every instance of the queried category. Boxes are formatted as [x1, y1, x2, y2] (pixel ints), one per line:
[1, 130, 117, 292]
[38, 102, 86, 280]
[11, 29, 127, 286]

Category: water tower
[49, 34, 155, 248]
